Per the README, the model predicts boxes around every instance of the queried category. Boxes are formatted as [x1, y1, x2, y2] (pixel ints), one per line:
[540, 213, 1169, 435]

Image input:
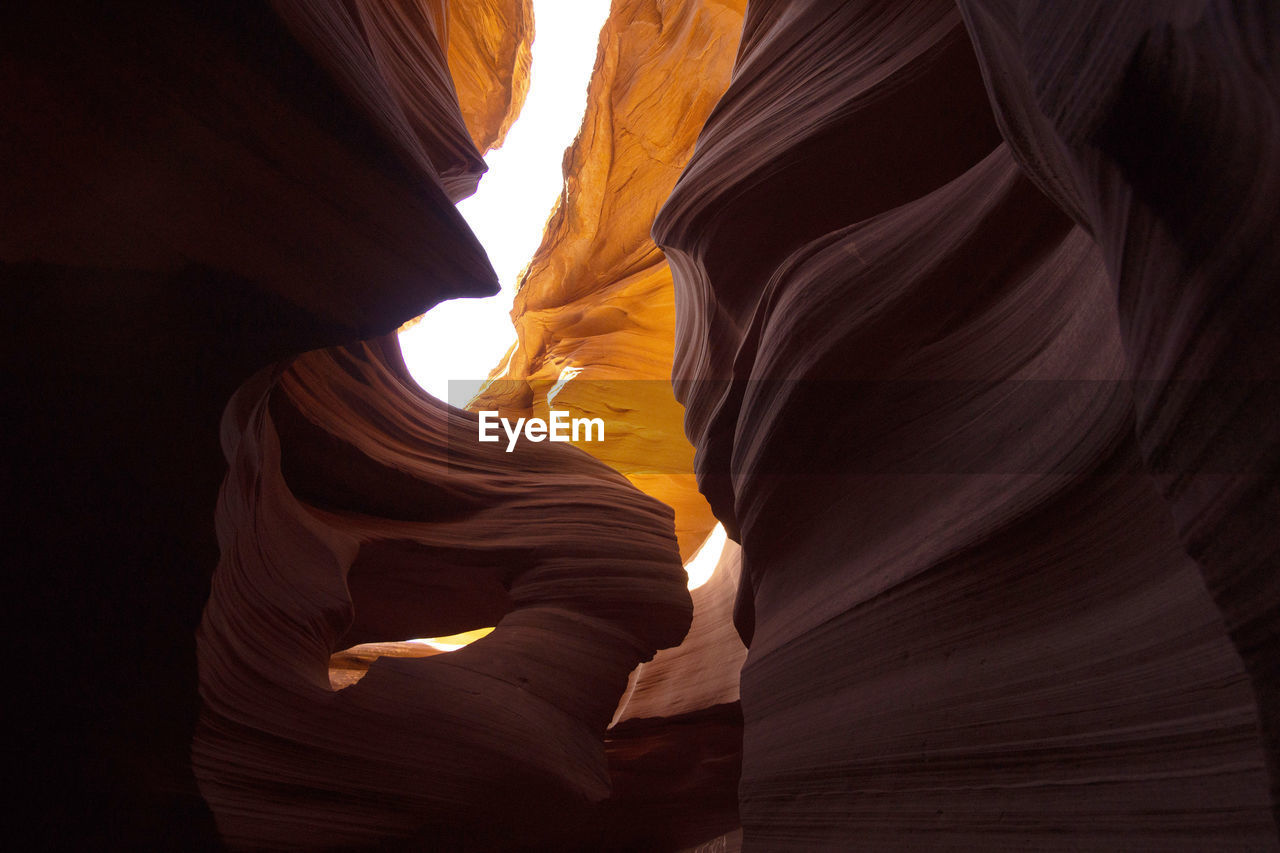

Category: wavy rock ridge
[655, 0, 1279, 848]
[957, 0, 1280, 815]
[10, 0, 1278, 849]
[195, 339, 690, 849]
[8, 1, 548, 848]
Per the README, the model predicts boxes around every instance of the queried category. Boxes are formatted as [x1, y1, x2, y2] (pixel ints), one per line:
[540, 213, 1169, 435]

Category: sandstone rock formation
[447, 0, 533, 153]
[460, 7, 755, 840]
[472, 0, 748, 561]
[956, 0, 1280, 816]
[195, 338, 690, 849]
[597, 536, 747, 850]
[654, 0, 1279, 847]
[6, 1, 531, 848]
[10, 0, 1278, 849]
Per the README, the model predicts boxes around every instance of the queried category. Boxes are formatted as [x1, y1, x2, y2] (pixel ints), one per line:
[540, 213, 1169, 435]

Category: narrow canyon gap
[6, 0, 1278, 851]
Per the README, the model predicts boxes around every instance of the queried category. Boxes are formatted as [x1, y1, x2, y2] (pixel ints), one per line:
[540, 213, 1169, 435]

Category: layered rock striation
[11, 0, 1277, 849]
[7, 1, 536, 848]
[598, 536, 748, 849]
[195, 338, 690, 849]
[655, 0, 1279, 847]
[463, 5, 754, 842]
[956, 0, 1280, 815]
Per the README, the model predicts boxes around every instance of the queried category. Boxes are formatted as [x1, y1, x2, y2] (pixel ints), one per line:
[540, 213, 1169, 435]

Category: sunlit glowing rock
[683, 522, 728, 591]
[447, 0, 533, 153]
[470, 0, 748, 562]
[412, 626, 496, 650]
[329, 629, 497, 689]
[615, 528, 744, 724]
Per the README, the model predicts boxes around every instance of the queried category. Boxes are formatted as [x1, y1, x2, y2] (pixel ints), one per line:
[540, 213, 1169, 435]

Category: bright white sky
[684, 522, 727, 590]
[398, 0, 614, 404]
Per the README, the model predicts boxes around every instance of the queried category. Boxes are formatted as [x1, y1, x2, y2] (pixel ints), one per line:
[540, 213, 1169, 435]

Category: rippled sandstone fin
[655, 0, 1277, 847]
[957, 0, 1280, 817]
[195, 338, 691, 849]
[7, 1, 499, 846]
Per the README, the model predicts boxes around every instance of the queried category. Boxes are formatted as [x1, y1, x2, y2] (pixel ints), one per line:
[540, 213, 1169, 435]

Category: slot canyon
[6, 0, 1278, 850]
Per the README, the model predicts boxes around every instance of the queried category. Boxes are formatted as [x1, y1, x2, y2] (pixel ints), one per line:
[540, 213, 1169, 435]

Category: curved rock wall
[655, 0, 1278, 847]
[195, 338, 690, 849]
[592, 539, 747, 849]
[6, 1, 526, 847]
[12, 0, 1277, 848]
[956, 0, 1280, 815]
[448, 0, 533, 153]
[462, 6, 754, 839]
[614, 538, 745, 725]
[472, 0, 747, 561]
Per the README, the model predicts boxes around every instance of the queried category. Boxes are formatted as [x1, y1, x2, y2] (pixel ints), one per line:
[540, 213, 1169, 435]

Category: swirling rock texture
[472, 0, 747, 561]
[195, 338, 690, 849]
[266, 0, 528, 199]
[447, 0, 533, 153]
[956, 0, 1280, 819]
[6, 0, 531, 848]
[463, 6, 753, 841]
[600, 539, 748, 850]
[654, 0, 1279, 849]
[11, 0, 1277, 849]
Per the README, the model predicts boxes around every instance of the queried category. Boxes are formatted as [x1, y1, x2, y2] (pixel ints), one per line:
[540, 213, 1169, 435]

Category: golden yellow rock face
[471, 0, 746, 560]
[447, 0, 533, 153]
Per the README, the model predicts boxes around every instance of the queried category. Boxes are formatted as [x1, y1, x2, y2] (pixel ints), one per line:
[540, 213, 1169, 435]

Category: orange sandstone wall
[448, 0, 533, 153]
[472, 0, 747, 561]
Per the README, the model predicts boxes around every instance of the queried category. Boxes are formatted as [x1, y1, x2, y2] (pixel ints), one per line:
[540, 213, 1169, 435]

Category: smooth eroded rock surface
[957, 0, 1280, 814]
[7, 1, 511, 846]
[654, 0, 1278, 847]
[12, 0, 1276, 848]
[195, 338, 691, 849]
